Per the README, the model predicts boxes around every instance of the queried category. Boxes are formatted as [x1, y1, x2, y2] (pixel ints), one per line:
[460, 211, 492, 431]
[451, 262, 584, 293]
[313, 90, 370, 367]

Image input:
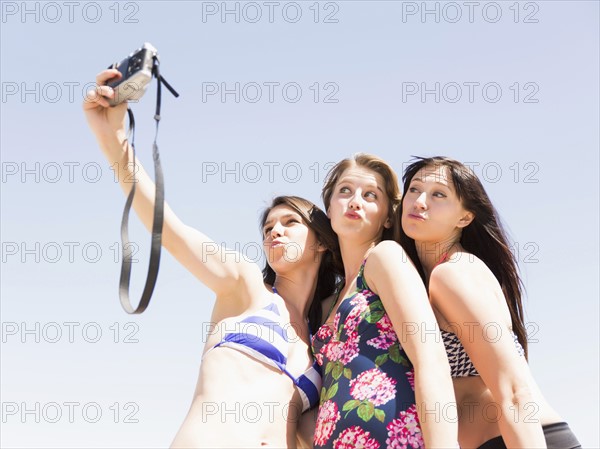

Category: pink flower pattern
[333, 426, 380, 449]
[405, 369, 415, 391]
[366, 314, 398, 350]
[322, 330, 360, 365]
[315, 352, 324, 366]
[344, 292, 370, 333]
[312, 259, 423, 448]
[314, 400, 341, 446]
[315, 324, 333, 341]
[385, 405, 424, 449]
[349, 368, 397, 406]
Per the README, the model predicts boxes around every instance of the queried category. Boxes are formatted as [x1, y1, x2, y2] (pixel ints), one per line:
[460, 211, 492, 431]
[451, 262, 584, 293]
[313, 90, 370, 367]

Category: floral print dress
[312, 259, 424, 449]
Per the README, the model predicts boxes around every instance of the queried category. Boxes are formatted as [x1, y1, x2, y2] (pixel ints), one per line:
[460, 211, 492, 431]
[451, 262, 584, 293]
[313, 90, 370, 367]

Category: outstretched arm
[365, 241, 458, 449]
[83, 69, 263, 302]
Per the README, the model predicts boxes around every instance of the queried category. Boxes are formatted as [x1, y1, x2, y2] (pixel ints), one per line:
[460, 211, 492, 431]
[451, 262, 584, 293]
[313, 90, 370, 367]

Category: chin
[268, 261, 287, 276]
[401, 227, 420, 241]
[334, 219, 365, 234]
[269, 255, 303, 272]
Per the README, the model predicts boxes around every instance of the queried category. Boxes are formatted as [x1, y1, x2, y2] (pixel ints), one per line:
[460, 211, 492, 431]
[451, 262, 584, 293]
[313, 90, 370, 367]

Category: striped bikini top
[441, 329, 525, 377]
[204, 289, 321, 412]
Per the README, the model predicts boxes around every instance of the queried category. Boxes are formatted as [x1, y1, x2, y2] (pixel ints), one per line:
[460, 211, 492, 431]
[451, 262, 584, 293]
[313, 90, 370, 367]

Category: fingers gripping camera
[106, 42, 157, 106]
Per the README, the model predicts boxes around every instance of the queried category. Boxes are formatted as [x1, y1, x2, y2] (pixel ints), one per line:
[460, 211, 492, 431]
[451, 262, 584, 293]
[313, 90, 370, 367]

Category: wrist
[97, 130, 129, 162]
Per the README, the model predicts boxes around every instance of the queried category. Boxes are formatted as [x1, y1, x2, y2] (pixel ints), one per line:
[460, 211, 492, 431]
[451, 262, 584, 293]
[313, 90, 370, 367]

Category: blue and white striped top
[205, 291, 322, 412]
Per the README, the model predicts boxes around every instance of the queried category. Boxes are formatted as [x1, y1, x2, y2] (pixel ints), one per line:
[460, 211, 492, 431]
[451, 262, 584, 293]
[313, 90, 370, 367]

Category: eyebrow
[411, 177, 451, 188]
[263, 213, 301, 228]
[338, 177, 385, 193]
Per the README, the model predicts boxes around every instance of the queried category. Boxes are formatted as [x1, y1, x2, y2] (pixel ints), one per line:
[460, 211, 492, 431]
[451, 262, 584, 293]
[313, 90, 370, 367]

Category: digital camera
[106, 43, 157, 106]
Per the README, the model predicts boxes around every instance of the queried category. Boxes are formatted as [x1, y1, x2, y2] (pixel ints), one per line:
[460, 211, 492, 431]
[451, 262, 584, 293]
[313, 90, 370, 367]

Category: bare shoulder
[370, 240, 406, 258]
[364, 240, 423, 296]
[365, 240, 410, 273]
[431, 252, 492, 285]
[429, 252, 500, 313]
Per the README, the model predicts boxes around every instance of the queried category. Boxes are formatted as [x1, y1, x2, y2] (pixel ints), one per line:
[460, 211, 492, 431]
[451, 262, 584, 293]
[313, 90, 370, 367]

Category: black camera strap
[119, 58, 179, 314]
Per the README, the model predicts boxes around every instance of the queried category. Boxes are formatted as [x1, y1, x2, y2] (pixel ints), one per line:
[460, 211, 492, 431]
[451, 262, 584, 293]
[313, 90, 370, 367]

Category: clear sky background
[1, 1, 598, 447]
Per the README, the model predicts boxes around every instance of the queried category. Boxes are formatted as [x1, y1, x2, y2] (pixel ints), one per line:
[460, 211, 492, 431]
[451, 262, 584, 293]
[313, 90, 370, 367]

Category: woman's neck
[339, 236, 379, 287]
[273, 264, 319, 319]
[415, 236, 460, 280]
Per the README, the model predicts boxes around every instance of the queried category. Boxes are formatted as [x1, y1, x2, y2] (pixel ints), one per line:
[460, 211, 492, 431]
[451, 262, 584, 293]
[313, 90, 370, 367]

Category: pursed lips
[345, 211, 362, 219]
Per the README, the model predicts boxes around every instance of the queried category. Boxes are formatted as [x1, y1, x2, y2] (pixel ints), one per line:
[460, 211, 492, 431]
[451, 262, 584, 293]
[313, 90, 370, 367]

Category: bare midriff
[452, 363, 563, 449]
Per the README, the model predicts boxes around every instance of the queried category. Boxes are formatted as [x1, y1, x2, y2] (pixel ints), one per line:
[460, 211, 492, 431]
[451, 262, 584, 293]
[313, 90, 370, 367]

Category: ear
[383, 217, 392, 229]
[315, 241, 328, 253]
[457, 211, 475, 228]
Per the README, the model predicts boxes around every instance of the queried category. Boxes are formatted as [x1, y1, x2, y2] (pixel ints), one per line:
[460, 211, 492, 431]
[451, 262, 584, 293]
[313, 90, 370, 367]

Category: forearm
[96, 131, 183, 255]
[414, 365, 458, 449]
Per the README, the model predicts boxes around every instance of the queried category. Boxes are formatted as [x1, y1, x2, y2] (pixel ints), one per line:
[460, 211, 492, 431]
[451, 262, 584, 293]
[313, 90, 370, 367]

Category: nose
[414, 192, 428, 210]
[348, 191, 363, 210]
[270, 222, 284, 238]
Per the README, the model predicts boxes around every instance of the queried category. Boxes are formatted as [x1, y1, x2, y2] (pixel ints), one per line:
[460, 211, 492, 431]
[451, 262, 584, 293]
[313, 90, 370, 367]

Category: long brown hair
[260, 196, 342, 333]
[397, 156, 529, 358]
[321, 153, 402, 242]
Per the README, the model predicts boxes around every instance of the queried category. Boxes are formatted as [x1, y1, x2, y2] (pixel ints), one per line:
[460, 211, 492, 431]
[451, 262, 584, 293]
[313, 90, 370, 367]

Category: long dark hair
[260, 196, 342, 334]
[397, 156, 529, 358]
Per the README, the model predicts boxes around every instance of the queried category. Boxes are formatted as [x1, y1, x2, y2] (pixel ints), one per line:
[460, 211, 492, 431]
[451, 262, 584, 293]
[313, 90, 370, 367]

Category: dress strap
[324, 287, 341, 322]
[324, 257, 369, 324]
[356, 257, 369, 290]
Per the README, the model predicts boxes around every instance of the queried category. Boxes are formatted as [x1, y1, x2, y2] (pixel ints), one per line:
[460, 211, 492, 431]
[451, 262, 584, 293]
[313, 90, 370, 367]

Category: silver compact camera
[106, 42, 157, 106]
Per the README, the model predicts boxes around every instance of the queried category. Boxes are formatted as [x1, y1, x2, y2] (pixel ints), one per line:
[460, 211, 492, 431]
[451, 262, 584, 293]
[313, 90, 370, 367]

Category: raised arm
[429, 260, 546, 448]
[365, 241, 458, 449]
[83, 69, 263, 301]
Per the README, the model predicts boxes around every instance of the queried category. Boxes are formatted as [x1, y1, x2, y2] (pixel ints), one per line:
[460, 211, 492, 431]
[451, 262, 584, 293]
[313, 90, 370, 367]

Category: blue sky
[1, 1, 598, 447]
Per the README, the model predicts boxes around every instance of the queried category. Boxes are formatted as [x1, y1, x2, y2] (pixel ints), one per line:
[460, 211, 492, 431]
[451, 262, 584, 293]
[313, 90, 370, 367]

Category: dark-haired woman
[83, 69, 342, 448]
[398, 156, 581, 449]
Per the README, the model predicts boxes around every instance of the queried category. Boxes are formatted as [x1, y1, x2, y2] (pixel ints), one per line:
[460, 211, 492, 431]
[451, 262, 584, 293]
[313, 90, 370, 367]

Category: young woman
[83, 69, 341, 448]
[398, 156, 581, 449]
[311, 154, 458, 449]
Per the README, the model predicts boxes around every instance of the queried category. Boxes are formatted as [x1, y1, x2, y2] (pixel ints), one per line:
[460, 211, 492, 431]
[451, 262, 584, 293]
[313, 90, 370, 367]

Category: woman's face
[401, 165, 472, 243]
[262, 205, 323, 273]
[328, 164, 391, 243]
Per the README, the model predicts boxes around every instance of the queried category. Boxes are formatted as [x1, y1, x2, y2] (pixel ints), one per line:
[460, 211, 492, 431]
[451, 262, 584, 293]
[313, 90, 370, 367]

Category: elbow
[162, 217, 188, 256]
[509, 384, 536, 407]
[497, 382, 537, 415]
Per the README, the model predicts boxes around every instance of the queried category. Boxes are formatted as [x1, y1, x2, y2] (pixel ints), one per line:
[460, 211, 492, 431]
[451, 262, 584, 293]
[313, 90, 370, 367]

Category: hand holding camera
[82, 69, 129, 147]
[106, 42, 157, 106]
[83, 42, 178, 145]
[83, 43, 159, 145]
